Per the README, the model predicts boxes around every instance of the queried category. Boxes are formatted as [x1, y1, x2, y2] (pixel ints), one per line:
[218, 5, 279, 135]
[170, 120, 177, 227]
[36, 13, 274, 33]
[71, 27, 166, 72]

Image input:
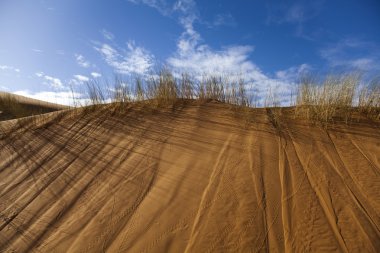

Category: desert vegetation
[1, 70, 379, 131]
[68, 70, 380, 127]
[295, 73, 380, 125]
[73, 70, 251, 108]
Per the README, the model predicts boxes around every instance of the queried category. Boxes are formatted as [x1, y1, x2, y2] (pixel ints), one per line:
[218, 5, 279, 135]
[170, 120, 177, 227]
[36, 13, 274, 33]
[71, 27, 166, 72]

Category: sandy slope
[0, 102, 379, 252]
[0, 92, 68, 120]
[0, 92, 68, 110]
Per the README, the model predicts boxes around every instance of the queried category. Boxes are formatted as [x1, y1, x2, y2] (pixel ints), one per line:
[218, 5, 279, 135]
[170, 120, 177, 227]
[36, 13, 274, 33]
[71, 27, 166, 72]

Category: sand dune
[0, 101, 379, 252]
[0, 92, 68, 120]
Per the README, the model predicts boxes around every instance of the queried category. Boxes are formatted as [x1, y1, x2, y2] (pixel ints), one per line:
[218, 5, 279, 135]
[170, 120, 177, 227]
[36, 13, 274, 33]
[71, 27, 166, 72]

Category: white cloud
[167, 16, 302, 106]
[349, 58, 374, 70]
[35, 72, 44, 77]
[0, 65, 20, 73]
[166, 1, 261, 81]
[35, 72, 65, 89]
[126, 0, 307, 106]
[168, 44, 258, 77]
[276, 64, 311, 81]
[320, 39, 380, 71]
[285, 4, 306, 23]
[32, 49, 43, 53]
[266, 1, 324, 39]
[101, 29, 115, 41]
[0, 85, 9, 91]
[69, 74, 91, 86]
[13, 90, 86, 107]
[173, 0, 196, 14]
[128, 0, 198, 18]
[91, 72, 102, 78]
[95, 41, 154, 75]
[267, 1, 323, 25]
[44, 75, 64, 89]
[75, 54, 91, 68]
[127, 0, 171, 15]
[74, 74, 90, 82]
[212, 13, 236, 27]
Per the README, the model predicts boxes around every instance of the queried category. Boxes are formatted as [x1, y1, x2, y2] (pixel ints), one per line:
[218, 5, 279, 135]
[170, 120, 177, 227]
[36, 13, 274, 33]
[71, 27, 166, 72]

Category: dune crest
[0, 92, 68, 121]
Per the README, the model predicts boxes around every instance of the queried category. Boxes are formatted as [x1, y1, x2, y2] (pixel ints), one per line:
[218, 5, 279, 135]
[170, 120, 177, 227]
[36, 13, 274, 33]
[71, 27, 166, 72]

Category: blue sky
[0, 0, 379, 105]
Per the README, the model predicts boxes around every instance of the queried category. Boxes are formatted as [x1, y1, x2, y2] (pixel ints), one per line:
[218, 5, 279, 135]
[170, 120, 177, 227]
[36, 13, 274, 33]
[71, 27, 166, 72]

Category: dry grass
[358, 77, 380, 120]
[3, 70, 378, 133]
[74, 70, 380, 128]
[78, 70, 252, 112]
[295, 73, 380, 125]
[68, 70, 258, 128]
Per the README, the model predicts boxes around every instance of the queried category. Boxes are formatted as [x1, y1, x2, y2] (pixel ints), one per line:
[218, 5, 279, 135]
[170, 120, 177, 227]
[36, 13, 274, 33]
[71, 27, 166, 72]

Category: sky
[0, 0, 379, 105]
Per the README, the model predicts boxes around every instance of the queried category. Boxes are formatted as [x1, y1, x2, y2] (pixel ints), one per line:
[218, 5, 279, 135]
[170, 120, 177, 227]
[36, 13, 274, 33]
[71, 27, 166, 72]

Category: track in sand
[0, 101, 379, 252]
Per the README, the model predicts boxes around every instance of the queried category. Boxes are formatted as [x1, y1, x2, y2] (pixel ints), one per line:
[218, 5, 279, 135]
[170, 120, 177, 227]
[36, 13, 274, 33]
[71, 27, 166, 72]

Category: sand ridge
[0, 102, 379, 252]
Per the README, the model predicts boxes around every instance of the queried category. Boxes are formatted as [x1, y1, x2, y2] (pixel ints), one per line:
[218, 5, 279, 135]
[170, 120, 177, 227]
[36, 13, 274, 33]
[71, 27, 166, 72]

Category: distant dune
[0, 92, 68, 120]
[0, 101, 379, 252]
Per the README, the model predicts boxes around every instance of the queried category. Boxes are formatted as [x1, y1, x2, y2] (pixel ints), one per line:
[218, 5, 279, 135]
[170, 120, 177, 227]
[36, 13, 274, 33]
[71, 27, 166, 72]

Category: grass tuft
[294, 73, 379, 126]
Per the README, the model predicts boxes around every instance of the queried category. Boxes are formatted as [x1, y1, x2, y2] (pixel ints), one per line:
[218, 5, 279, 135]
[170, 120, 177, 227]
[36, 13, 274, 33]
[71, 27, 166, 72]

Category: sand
[0, 101, 379, 252]
[0, 92, 68, 110]
[0, 92, 68, 121]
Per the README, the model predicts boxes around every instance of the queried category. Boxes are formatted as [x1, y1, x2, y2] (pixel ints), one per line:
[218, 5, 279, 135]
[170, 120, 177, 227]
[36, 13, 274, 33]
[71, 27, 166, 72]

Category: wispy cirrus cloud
[0, 85, 9, 91]
[43, 75, 64, 89]
[74, 74, 90, 82]
[68, 74, 91, 86]
[95, 41, 155, 75]
[75, 54, 91, 68]
[32, 48, 43, 53]
[275, 64, 311, 81]
[164, 2, 261, 79]
[320, 38, 380, 71]
[0, 65, 20, 73]
[129, 0, 260, 80]
[173, 0, 197, 14]
[35, 72, 44, 77]
[101, 29, 115, 41]
[13, 90, 84, 106]
[266, 0, 325, 39]
[35, 72, 64, 89]
[126, 0, 308, 106]
[91, 72, 102, 78]
[267, 1, 324, 24]
[210, 13, 237, 28]
[127, 0, 172, 15]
